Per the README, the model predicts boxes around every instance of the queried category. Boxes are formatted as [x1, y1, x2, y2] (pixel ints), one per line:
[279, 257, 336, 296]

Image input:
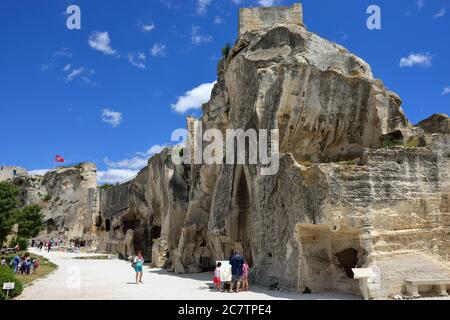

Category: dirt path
[17, 248, 360, 300]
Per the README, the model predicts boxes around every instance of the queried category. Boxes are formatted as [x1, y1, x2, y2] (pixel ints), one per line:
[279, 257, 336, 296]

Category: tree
[16, 204, 44, 239]
[222, 42, 231, 57]
[0, 182, 20, 245]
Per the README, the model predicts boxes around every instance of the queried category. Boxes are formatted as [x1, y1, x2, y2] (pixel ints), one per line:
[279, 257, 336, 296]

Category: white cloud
[105, 156, 148, 170]
[102, 144, 167, 184]
[442, 87, 450, 95]
[399, 52, 433, 68]
[191, 26, 212, 45]
[128, 52, 146, 69]
[29, 169, 50, 176]
[97, 168, 138, 184]
[64, 67, 95, 85]
[142, 23, 155, 32]
[197, 0, 212, 15]
[433, 8, 446, 18]
[214, 16, 223, 24]
[101, 108, 123, 128]
[258, 0, 280, 6]
[171, 81, 216, 113]
[147, 144, 166, 155]
[150, 43, 166, 57]
[416, 0, 424, 10]
[66, 67, 85, 81]
[136, 144, 167, 157]
[53, 47, 73, 58]
[88, 31, 117, 55]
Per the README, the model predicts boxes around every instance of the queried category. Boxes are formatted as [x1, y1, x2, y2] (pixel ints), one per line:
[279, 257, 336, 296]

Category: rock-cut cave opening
[231, 169, 253, 266]
[335, 248, 359, 278]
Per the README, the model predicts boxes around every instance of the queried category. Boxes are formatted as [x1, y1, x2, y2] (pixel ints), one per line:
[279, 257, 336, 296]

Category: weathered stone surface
[96, 149, 190, 260]
[8, 3, 449, 300]
[0, 166, 27, 182]
[13, 163, 99, 242]
[417, 113, 450, 134]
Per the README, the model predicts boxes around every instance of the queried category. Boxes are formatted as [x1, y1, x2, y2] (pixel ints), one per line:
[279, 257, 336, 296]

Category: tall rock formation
[8, 3, 449, 299]
[174, 3, 449, 298]
[13, 163, 99, 243]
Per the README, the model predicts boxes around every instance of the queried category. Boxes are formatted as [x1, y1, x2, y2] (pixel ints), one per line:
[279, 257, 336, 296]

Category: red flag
[55, 155, 65, 163]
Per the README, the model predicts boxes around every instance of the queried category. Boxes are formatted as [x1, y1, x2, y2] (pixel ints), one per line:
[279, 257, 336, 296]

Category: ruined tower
[238, 3, 303, 38]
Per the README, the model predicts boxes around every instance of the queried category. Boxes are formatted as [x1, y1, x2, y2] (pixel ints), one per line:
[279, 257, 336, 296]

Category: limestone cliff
[13, 163, 99, 242]
[173, 5, 449, 298]
[9, 3, 450, 300]
[96, 149, 190, 264]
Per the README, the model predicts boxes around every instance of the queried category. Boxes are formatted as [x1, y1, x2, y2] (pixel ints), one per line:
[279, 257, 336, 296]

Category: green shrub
[222, 42, 231, 57]
[0, 182, 20, 244]
[16, 205, 44, 239]
[100, 183, 113, 190]
[9, 237, 28, 251]
[0, 266, 23, 300]
[43, 193, 52, 202]
[383, 138, 403, 148]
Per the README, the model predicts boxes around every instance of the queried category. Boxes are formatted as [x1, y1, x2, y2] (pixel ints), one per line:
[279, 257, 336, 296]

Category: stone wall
[0, 165, 27, 182]
[239, 3, 303, 38]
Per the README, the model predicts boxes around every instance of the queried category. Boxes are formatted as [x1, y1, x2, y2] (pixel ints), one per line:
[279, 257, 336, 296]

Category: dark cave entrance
[336, 248, 359, 278]
[105, 219, 111, 232]
[46, 219, 58, 234]
[296, 224, 363, 293]
[150, 226, 161, 240]
[229, 168, 253, 266]
[121, 213, 150, 258]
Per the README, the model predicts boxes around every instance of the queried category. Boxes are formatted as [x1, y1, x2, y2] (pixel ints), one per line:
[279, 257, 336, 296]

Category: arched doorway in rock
[121, 212, 150, 258]
[335, 248, 359, 278]
[228, 167, 253, 266]
[46, 219, 58, 234]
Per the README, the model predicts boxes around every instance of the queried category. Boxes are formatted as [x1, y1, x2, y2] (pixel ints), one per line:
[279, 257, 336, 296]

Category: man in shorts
[229, 250, 244, 293]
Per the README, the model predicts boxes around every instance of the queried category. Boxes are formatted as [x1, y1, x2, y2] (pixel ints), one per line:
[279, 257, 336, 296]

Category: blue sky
[0, 0, 449, 183]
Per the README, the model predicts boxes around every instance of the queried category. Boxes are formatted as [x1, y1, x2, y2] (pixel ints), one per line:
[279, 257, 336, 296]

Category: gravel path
[18, 248, 360, 300]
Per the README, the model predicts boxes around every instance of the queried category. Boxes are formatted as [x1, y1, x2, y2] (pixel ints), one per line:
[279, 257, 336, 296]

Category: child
[32, 258, 40, 274]
[213, 262, 223, 292]
[241, 260, 249, 291]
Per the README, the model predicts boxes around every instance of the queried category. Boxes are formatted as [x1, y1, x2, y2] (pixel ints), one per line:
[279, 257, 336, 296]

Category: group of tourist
[11, 252, 40, 275]
[33, 238, 60, 252]
[129, 249, 250, 292]
[214, 250, 250, 293]
[31, 238, 87, 253]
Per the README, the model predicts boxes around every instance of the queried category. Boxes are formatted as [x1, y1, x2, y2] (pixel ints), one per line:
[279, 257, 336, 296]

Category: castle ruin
[0, 165, 27, 182]
[239, 3, 303, 38]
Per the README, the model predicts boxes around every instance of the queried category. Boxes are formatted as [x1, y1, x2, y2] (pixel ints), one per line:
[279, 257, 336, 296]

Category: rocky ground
[17, 248, 360, 300]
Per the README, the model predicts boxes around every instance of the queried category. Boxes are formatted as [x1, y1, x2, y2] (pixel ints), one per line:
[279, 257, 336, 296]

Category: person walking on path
[133, 251, 145, 284]
[229, 250, 244, 293]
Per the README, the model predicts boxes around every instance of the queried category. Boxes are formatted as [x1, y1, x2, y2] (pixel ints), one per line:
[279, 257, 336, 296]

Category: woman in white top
[133, 251, 145, 284]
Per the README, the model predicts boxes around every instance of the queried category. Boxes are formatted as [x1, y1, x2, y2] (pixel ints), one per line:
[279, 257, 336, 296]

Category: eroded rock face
[203, 24, 410, 163]
[417, 113, 450, 134]
[96, 149, 190, 261]
[174, 19, 448, 298]
[14, 163, 99, 242]
[9, 5, 449, 300]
